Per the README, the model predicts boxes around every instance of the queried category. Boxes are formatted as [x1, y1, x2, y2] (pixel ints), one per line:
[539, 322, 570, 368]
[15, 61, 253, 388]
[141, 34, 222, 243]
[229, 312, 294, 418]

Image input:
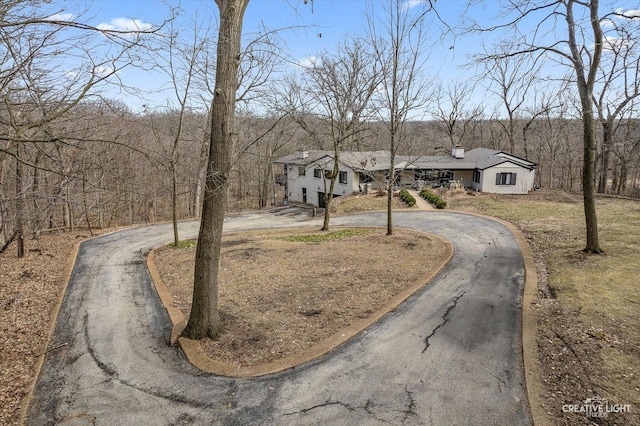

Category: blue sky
[45, 0, 640, 115]
[49, 0, 480, 111]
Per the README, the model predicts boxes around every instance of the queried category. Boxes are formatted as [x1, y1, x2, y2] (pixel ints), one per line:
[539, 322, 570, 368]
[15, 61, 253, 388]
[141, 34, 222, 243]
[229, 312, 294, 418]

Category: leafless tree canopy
[2, 0, 640, 257]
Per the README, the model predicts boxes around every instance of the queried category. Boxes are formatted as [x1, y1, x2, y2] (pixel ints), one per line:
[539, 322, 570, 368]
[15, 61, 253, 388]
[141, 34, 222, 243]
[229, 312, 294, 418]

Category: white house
[409, 147, 537, 195]
[273, 147, 537, 207]
[273, 150, 392, 207]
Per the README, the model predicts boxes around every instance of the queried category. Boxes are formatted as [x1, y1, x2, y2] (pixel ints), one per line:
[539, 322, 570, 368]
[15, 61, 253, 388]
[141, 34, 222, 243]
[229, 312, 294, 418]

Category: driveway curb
[147, 227, 454, 378]
[18, 240, 81, 426]
[447, 209, 546, 426]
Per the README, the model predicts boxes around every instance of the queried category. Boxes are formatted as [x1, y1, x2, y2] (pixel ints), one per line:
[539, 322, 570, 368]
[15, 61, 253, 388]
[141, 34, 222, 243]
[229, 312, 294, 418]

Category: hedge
[398, 189, 416, 207]
[419, 188, 447, 209]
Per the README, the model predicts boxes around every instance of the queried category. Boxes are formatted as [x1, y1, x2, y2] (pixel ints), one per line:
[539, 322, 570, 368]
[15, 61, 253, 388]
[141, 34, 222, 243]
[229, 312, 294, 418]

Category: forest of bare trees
[2, 0, 640, 256]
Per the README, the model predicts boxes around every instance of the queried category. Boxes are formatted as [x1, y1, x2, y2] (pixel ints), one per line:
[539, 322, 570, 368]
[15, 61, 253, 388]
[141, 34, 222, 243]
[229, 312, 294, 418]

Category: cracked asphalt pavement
[27, 210, 531, 425]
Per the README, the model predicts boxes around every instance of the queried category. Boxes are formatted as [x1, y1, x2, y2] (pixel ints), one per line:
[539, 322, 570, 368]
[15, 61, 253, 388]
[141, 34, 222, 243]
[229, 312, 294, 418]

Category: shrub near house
[399, 189, 416, 207]
[420, 189, 447, 209]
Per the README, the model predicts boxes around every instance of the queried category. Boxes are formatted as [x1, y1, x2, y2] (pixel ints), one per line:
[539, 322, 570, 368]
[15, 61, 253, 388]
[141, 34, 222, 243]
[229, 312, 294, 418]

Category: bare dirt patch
[0, 229, 115, 426]
[332, 190, 407, 214]
[153, 227, 449, 368]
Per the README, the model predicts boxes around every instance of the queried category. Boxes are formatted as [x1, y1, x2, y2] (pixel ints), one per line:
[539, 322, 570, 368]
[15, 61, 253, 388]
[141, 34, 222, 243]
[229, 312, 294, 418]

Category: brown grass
[153, 227, 449, 367]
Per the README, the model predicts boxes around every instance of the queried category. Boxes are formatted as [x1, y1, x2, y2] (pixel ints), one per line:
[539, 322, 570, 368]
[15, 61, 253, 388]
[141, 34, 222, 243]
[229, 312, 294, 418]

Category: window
[473, 169, 481, 183]
[495, 172, 517, 186]
[339, 171, 348, 184]
[314, 168, 335, 180]
[299, 167, 306, 176]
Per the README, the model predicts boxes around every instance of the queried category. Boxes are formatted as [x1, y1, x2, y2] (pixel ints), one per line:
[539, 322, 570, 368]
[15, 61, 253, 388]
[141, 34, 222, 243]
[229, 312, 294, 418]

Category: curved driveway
[27, 211, 531, 425]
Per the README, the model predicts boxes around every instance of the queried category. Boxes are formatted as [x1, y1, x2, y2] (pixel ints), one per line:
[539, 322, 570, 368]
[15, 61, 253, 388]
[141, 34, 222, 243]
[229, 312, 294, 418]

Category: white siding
[480, 163, 535, 194]
[399, 170, 414, 186]
[286, 158, 359, 206]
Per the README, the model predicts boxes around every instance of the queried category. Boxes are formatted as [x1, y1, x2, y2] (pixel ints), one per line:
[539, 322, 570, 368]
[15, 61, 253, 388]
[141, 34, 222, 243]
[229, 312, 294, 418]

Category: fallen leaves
[154, 227, 449, 368]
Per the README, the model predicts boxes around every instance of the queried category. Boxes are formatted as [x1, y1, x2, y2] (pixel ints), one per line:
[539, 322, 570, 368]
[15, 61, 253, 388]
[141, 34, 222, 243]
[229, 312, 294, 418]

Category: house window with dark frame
[339, 171, 348, 184]
[324, 169, 332, 180]
[473, 169, 481, 183]
[495, 172, 517, 186]
[299, 167, 306, 176]
[314, 168, 321, 178]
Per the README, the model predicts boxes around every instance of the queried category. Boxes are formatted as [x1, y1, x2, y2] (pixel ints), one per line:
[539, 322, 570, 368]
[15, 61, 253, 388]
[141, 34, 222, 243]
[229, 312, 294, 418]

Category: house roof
[274, 148, 536, 172]
[272, 150, 333, 166]
[404, 148, 536, 171]
[273, 150, 393, 171]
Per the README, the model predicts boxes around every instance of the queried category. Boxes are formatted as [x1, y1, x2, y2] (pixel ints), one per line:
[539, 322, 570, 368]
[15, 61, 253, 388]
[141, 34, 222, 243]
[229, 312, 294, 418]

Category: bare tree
[182, 0, 249, 340]
[481, 49, 542, 156]
[430, 82, 481, 149]
[594, 12, 640, 193]
[520, 89, 559, 161]
[290, 38, 379, 230]
[367, 0, 436, 235]
[0, 1, 159, 256]
[151, 10, 211, 246]
[471, 0, 614, 253]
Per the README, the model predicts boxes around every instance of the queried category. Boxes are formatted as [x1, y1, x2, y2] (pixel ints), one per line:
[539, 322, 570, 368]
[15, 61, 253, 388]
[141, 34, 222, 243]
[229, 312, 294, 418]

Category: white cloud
[94, 65, 115, 77]
[64, 66, 115, 80]
[601, 17, 616, 28]
[296, 56, 319, 69]
[615, 8, 640, 19]
[97, 18, 153, 32]
[404, 0, 427, 10]
[45, 13, 75, 21]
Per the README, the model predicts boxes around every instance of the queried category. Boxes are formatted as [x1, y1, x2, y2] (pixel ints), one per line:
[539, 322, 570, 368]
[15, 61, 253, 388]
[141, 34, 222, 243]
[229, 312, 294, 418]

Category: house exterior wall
[286, 159, 359, 206]
[480, 163, 535, 194]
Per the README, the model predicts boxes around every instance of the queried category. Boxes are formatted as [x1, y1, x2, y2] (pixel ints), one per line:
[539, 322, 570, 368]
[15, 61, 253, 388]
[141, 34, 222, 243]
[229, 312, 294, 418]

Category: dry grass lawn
[447, 189, 640, 426]
[153, 227, 449, 367]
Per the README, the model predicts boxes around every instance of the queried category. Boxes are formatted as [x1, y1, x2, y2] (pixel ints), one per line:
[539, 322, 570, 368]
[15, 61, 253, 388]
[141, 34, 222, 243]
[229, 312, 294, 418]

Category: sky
[45, 0, 482, 112]
[44, 0, 640, 115]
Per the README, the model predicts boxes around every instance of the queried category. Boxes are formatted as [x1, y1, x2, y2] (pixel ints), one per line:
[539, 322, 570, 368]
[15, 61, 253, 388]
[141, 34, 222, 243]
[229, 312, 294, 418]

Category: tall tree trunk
[597, 122, 612, 193]
[321, 159, 339, 231]
[15, 146, 24, 258]
[567, 0, 603, 253]
[581, 109, 602, 252]
[387, 148, 396, 236]
[618, 161, 627, 195]
[194, 110, 212, 218]
[182, 0, 248, 340]
[171, 159, 179, 246]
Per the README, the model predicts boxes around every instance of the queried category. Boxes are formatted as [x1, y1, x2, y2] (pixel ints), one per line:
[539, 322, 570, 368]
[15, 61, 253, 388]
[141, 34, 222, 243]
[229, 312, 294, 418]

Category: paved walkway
[406, 189, 433, 209]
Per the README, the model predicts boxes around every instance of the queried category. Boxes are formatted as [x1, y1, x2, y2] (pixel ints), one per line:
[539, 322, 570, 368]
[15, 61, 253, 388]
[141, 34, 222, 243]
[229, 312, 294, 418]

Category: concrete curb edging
[18, 240, 82, 426]
[446, 209, 546, 426]
[499, 219, 548, 426]
[147, 228, 454, 378]
[146, 255, 186, 345]
[28, 210, 542, 424]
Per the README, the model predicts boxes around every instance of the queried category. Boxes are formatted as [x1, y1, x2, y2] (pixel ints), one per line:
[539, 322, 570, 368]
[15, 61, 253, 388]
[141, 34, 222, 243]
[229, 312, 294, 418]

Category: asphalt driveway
[27, 210, 531, 425]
